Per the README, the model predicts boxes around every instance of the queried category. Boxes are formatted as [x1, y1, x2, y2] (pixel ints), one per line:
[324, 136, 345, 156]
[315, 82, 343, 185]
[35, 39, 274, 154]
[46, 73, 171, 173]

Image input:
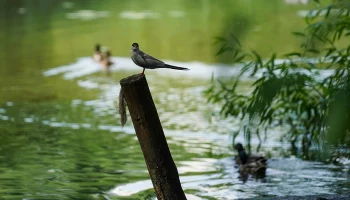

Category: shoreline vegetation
[207, 0, 350, 161]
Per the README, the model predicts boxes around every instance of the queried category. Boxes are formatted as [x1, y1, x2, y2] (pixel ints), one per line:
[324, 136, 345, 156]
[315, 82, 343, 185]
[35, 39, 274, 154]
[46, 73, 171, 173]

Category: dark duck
[234, 143, 267, 180]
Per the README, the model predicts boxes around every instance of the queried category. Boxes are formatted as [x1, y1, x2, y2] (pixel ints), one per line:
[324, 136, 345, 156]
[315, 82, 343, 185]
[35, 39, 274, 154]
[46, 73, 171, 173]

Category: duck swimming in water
[100, 50, 113, 69]
[234, 143, 267, 179]
[93, 44, 102, 62]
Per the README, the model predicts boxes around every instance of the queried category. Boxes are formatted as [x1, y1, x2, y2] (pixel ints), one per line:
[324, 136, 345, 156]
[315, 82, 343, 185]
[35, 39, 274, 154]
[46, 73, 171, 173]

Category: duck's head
[234, 143, 245, 152]
[95, 44, 101, 52]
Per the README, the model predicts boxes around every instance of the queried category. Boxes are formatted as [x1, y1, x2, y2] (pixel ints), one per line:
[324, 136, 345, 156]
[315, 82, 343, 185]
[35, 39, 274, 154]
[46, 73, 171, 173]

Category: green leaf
[337, 27, 345, 40]
[292, 32, 306, 37]
[239, 61, 254, 77]
[213, 36, 226, 44]
[325, 5, 332, 18]
[325, 47, 336, 57]
[315, 8, 323, 18]
[216, 44, 232, 56]
[252, 50, 263, 67]
[306, 62, 316, 68]
[218, 80, 228, 91]
[284, 52, 302, 57]
[230, 33, 241, 47]
[307, 9, 316, 23]
[251, 63, 258, 77]
[232, 50, 239, 61]
[234, 54, 246, 63]
[266, 53, 276, 68]
[306, 49, 320, 54]
[252, 76, 266, 86]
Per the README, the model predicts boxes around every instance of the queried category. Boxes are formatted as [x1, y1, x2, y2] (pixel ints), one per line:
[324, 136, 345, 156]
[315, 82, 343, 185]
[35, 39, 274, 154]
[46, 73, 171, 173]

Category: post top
[120, 74, 145, 85]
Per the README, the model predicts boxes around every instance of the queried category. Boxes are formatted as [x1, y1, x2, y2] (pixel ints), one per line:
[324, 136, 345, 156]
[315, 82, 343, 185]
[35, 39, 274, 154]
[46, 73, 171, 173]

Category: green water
[0, 0, 319, 103]
[0, 0, 349, 199]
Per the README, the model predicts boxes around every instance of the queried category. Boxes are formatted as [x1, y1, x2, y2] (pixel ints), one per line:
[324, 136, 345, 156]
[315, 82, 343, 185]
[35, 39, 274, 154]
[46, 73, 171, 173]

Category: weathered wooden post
[120, 74, 187, 200]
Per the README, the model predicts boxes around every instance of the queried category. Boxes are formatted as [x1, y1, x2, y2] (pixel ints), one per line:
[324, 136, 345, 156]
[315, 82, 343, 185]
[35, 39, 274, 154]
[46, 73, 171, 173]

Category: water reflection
[1, 58, 349, 199]
[66, 10, 110, 20]
[110, 157, 348, 199]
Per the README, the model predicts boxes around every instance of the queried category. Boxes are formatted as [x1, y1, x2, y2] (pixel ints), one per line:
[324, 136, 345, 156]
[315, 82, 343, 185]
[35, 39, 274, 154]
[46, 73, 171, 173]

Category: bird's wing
[136, 50, 165, 68]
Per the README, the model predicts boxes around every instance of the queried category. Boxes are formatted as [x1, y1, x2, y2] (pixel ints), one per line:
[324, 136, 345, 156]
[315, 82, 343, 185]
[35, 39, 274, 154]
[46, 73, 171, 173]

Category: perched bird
[234, 143, 267, 180]
[130, 43, 189, 75]
[93, 44, 102, 62]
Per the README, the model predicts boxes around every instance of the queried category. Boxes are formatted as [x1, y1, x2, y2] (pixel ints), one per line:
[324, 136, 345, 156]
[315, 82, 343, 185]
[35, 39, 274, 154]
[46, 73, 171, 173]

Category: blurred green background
[0, 0, 319, 103]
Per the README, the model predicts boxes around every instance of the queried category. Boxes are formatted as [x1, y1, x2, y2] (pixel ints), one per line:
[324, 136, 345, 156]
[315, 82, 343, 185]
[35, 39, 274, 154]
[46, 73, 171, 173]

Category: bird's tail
[164, 64, 189, 71]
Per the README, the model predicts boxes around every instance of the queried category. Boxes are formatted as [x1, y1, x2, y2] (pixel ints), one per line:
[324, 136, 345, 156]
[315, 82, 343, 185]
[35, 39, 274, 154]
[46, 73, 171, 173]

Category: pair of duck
[93, 44, 113, 69]
[234, 143, 267, 179]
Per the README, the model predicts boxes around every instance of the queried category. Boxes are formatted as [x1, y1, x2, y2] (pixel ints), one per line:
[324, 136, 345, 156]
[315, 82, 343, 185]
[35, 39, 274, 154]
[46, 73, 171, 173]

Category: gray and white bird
[130, 43, 189, 75]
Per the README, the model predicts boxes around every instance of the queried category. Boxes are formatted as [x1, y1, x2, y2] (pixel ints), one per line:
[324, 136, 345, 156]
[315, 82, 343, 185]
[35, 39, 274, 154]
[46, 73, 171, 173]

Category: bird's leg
[139, 68, 145, 76]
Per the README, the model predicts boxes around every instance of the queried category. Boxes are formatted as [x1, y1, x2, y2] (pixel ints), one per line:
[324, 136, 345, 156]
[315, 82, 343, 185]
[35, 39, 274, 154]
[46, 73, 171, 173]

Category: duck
[100, 50, 114, 69]
[234, 143, 267, 179]
[93, 44, 102, 62]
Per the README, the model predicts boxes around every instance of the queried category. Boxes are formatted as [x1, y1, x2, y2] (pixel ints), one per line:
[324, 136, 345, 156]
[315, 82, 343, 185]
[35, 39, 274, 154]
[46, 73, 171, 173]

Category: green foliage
[206, 0, 350, 160]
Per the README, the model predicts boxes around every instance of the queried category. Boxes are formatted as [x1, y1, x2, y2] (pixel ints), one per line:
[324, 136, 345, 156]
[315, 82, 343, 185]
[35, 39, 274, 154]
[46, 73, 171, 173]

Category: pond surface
[0, 0, 349, 199]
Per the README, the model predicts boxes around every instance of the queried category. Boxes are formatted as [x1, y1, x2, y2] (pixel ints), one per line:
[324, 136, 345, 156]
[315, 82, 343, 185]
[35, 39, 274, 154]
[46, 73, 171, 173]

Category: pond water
[0, 0, 349, 199]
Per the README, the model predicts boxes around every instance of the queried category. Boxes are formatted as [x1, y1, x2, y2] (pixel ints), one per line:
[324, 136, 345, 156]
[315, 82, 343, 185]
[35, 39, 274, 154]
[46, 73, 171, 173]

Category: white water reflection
[1, 115, 9, 120]
[178, 158, 218, 173]
[24, 117, 34, 123]
[109, 157, 348, 199]
[43, 56, 335, 81]
[119, 10, 186, 20]
[168, 11, 186, 18]
[77, 80, 100, 89]
[120, 10, 160, 20]
[285, 0, 308, 5]
[43, 58, 108, 79]
[297, 8, 342, 18]
[43, 56, 239, 80]
[66, 10, 110, 20]
[18, 7, 26, 15]
[109, 173, 227, 197]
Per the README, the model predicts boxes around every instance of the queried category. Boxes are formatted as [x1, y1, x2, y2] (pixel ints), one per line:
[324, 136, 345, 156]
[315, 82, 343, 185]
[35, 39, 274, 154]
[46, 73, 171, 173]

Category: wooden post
[120, 74, 187, 200]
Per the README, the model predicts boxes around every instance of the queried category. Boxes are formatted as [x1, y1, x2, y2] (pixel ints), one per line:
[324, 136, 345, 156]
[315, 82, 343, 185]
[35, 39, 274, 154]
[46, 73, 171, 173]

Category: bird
[100, 50, 114, 69]
[93, 44, 102, 62]
[234, 143, 267, 180]
[130, 43, 189, 75]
